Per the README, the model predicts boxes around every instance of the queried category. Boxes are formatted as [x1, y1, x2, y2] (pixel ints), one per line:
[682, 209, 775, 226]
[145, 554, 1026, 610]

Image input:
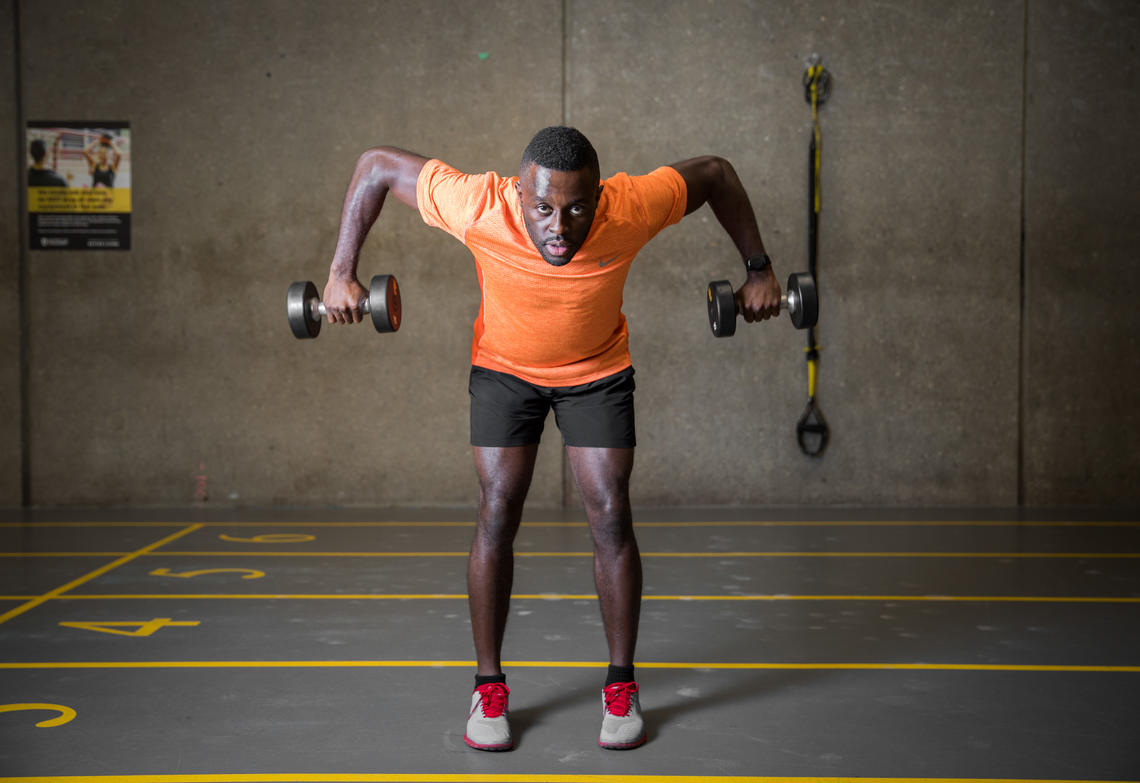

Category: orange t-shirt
[416, 159, 687, 387]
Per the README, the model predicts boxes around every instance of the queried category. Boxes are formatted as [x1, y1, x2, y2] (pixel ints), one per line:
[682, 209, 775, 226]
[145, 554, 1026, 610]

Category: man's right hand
[322, 275, 368, 324]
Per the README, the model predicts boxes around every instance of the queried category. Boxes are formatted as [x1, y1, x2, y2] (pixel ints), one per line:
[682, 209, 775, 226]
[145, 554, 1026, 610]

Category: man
[321, 126, 780, 751]
[28, 139, 68, 187]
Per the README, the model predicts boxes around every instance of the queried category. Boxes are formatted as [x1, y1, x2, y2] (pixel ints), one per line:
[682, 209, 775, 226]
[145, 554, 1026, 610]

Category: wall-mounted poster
[26, 121, 132, 250]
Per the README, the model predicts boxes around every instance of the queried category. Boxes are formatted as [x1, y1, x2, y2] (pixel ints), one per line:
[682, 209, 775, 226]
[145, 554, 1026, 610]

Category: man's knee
[583, 492, 635, 552]
[473, 445, 538, 542]
[478, 481, 527, 528]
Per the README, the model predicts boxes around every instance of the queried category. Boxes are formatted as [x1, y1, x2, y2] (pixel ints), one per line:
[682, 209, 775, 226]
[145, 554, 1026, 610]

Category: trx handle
[796, 344, 828, 456]
[798, 55, 831, 458]
[796, 394, 830, 456]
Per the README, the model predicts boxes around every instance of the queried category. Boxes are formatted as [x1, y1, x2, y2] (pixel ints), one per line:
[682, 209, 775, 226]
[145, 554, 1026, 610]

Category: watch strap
[744, 253, 771, 273]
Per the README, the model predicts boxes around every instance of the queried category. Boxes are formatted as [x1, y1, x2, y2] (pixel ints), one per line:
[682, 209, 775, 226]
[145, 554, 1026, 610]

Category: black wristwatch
[744, 253, 772, 273]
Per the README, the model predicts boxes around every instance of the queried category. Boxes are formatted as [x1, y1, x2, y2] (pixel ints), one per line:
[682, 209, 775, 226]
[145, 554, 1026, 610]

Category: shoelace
[474, 682, 509, 718]
[603, 681, 639, 717]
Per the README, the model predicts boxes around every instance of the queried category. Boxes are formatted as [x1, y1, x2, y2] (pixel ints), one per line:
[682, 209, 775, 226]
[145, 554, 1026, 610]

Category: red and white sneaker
[464, 682, 513, 751]
[599, 681, 646, 749]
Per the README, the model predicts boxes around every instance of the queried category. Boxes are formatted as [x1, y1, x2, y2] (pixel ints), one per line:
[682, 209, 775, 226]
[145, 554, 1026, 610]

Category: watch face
[747, 254, 770, 271]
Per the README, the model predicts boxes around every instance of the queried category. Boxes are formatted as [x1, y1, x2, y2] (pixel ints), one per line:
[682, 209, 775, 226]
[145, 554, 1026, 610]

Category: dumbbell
[286, 274, 401, 339]
[706, 272, 818, 337]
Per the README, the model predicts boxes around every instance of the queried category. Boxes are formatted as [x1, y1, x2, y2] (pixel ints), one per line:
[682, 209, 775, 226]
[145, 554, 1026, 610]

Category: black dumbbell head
[369, 274, 401, 333]
[786, 272, 818, 329]
[707, 280, 737, 338]
[286, 280, 321, 339]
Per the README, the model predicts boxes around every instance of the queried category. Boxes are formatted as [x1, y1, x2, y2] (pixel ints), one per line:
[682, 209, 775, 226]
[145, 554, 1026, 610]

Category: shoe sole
[598, 734, 647, 750]
[464, 735, 514, 751]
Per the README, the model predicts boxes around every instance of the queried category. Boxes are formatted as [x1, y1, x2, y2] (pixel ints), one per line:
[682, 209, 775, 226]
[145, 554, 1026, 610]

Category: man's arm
[324, 146, 429, 324]
[669, 156, 781, 322]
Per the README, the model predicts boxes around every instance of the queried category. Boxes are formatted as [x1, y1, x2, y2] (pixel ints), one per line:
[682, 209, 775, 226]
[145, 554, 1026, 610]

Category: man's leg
[469, 444, 539, 676]
[464, 444, 538, 751]
[566, 445, 646, 749]
[565, 446, 640, 666]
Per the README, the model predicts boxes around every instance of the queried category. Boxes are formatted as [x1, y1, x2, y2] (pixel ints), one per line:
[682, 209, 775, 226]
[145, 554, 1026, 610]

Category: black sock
[605, 664, 635, 686]
[475, 673, 507, 688]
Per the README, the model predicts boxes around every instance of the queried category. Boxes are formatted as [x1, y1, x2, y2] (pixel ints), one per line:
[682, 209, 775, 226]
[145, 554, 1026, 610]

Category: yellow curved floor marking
[0, 774, 1135, 782]
[148, 568, 266, 579]
[0, 703, 77, 727]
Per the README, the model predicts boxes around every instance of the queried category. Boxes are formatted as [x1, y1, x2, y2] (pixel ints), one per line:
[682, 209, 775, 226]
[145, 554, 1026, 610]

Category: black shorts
[469, 365, 636, 448]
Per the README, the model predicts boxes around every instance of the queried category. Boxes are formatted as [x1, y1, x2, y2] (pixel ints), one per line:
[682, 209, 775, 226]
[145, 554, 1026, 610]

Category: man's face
[516, 162, 601, 266]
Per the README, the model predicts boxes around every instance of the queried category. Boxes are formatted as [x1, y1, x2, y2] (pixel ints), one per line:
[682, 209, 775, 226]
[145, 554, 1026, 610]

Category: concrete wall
[569, 0, 1025, 506]
[0, 0, 21, 506]
[1023, 1, 1140, 504]
[5, 0, 1138, 508]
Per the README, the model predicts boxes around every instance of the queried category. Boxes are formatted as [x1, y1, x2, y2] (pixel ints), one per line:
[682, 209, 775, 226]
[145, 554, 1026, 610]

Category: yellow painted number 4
[59, 618, 200, 637]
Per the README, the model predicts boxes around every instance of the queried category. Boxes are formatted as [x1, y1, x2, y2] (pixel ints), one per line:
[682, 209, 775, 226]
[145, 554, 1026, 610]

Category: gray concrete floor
[1, 507, 1138, 781]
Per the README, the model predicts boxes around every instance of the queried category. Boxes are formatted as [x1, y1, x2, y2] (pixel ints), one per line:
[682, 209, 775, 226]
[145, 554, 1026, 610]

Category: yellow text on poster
[28, 187, 131, 214]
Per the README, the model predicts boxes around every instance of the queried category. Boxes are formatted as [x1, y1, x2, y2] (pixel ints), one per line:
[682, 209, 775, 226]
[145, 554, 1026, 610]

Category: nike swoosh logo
[599, 255, 619, 268]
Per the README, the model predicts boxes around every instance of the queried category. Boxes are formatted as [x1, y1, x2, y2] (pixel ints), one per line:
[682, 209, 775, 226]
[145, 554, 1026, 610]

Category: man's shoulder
[591, 165, 687, 242]
[418, 159, 522, 238]
[28, 169, 68, 187]
[599, 166, 685, 217]
[603, 165, 683, 193]
[423, 159, 516, 188]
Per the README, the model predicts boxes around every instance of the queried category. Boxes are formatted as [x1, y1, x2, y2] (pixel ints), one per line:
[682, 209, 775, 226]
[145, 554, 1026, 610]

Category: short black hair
[30, 139, 46, 162]
[521, 126, 599, 179]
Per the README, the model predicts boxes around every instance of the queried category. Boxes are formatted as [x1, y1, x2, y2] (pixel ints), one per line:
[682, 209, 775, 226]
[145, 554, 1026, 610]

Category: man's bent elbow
[677, 155, 736, 214]
[354, 146, 428, 208]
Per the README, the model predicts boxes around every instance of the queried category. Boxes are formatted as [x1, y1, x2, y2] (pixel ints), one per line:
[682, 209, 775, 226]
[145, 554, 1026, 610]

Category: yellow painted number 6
[218, 533, 315, 543]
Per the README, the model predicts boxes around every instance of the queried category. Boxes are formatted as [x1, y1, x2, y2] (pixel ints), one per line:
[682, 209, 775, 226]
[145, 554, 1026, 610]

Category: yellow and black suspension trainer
[797, 55, 831, 457]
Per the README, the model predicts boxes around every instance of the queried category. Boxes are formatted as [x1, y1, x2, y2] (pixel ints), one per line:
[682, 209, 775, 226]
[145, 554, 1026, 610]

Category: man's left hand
[736, 269, 782, 323]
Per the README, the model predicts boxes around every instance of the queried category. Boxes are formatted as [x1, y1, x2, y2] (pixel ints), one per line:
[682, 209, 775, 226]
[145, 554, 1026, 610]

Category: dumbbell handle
[309, 295, 371, 320]
[736, 289, 800, 317]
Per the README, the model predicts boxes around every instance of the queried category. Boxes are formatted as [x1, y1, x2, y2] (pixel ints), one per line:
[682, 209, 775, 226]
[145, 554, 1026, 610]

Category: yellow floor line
[63, 593, 475, 600]
[0, 553, 133, 557]
[3, 519, 1137, 527]
[0, 522, 187, 528]
[48, 593, 1140, 603]
[1, 660, 1137, 672]
[140, 550, 1140, 558]
[639, 552, 1140, 558]
[6, 550, 1138, 559]
[2, 775, 1136, 783]
[1, 775, 1136, 783]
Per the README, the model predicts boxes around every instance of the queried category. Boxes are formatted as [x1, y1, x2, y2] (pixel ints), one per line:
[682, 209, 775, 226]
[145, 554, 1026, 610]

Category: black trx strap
[797, 55, 831, 457]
